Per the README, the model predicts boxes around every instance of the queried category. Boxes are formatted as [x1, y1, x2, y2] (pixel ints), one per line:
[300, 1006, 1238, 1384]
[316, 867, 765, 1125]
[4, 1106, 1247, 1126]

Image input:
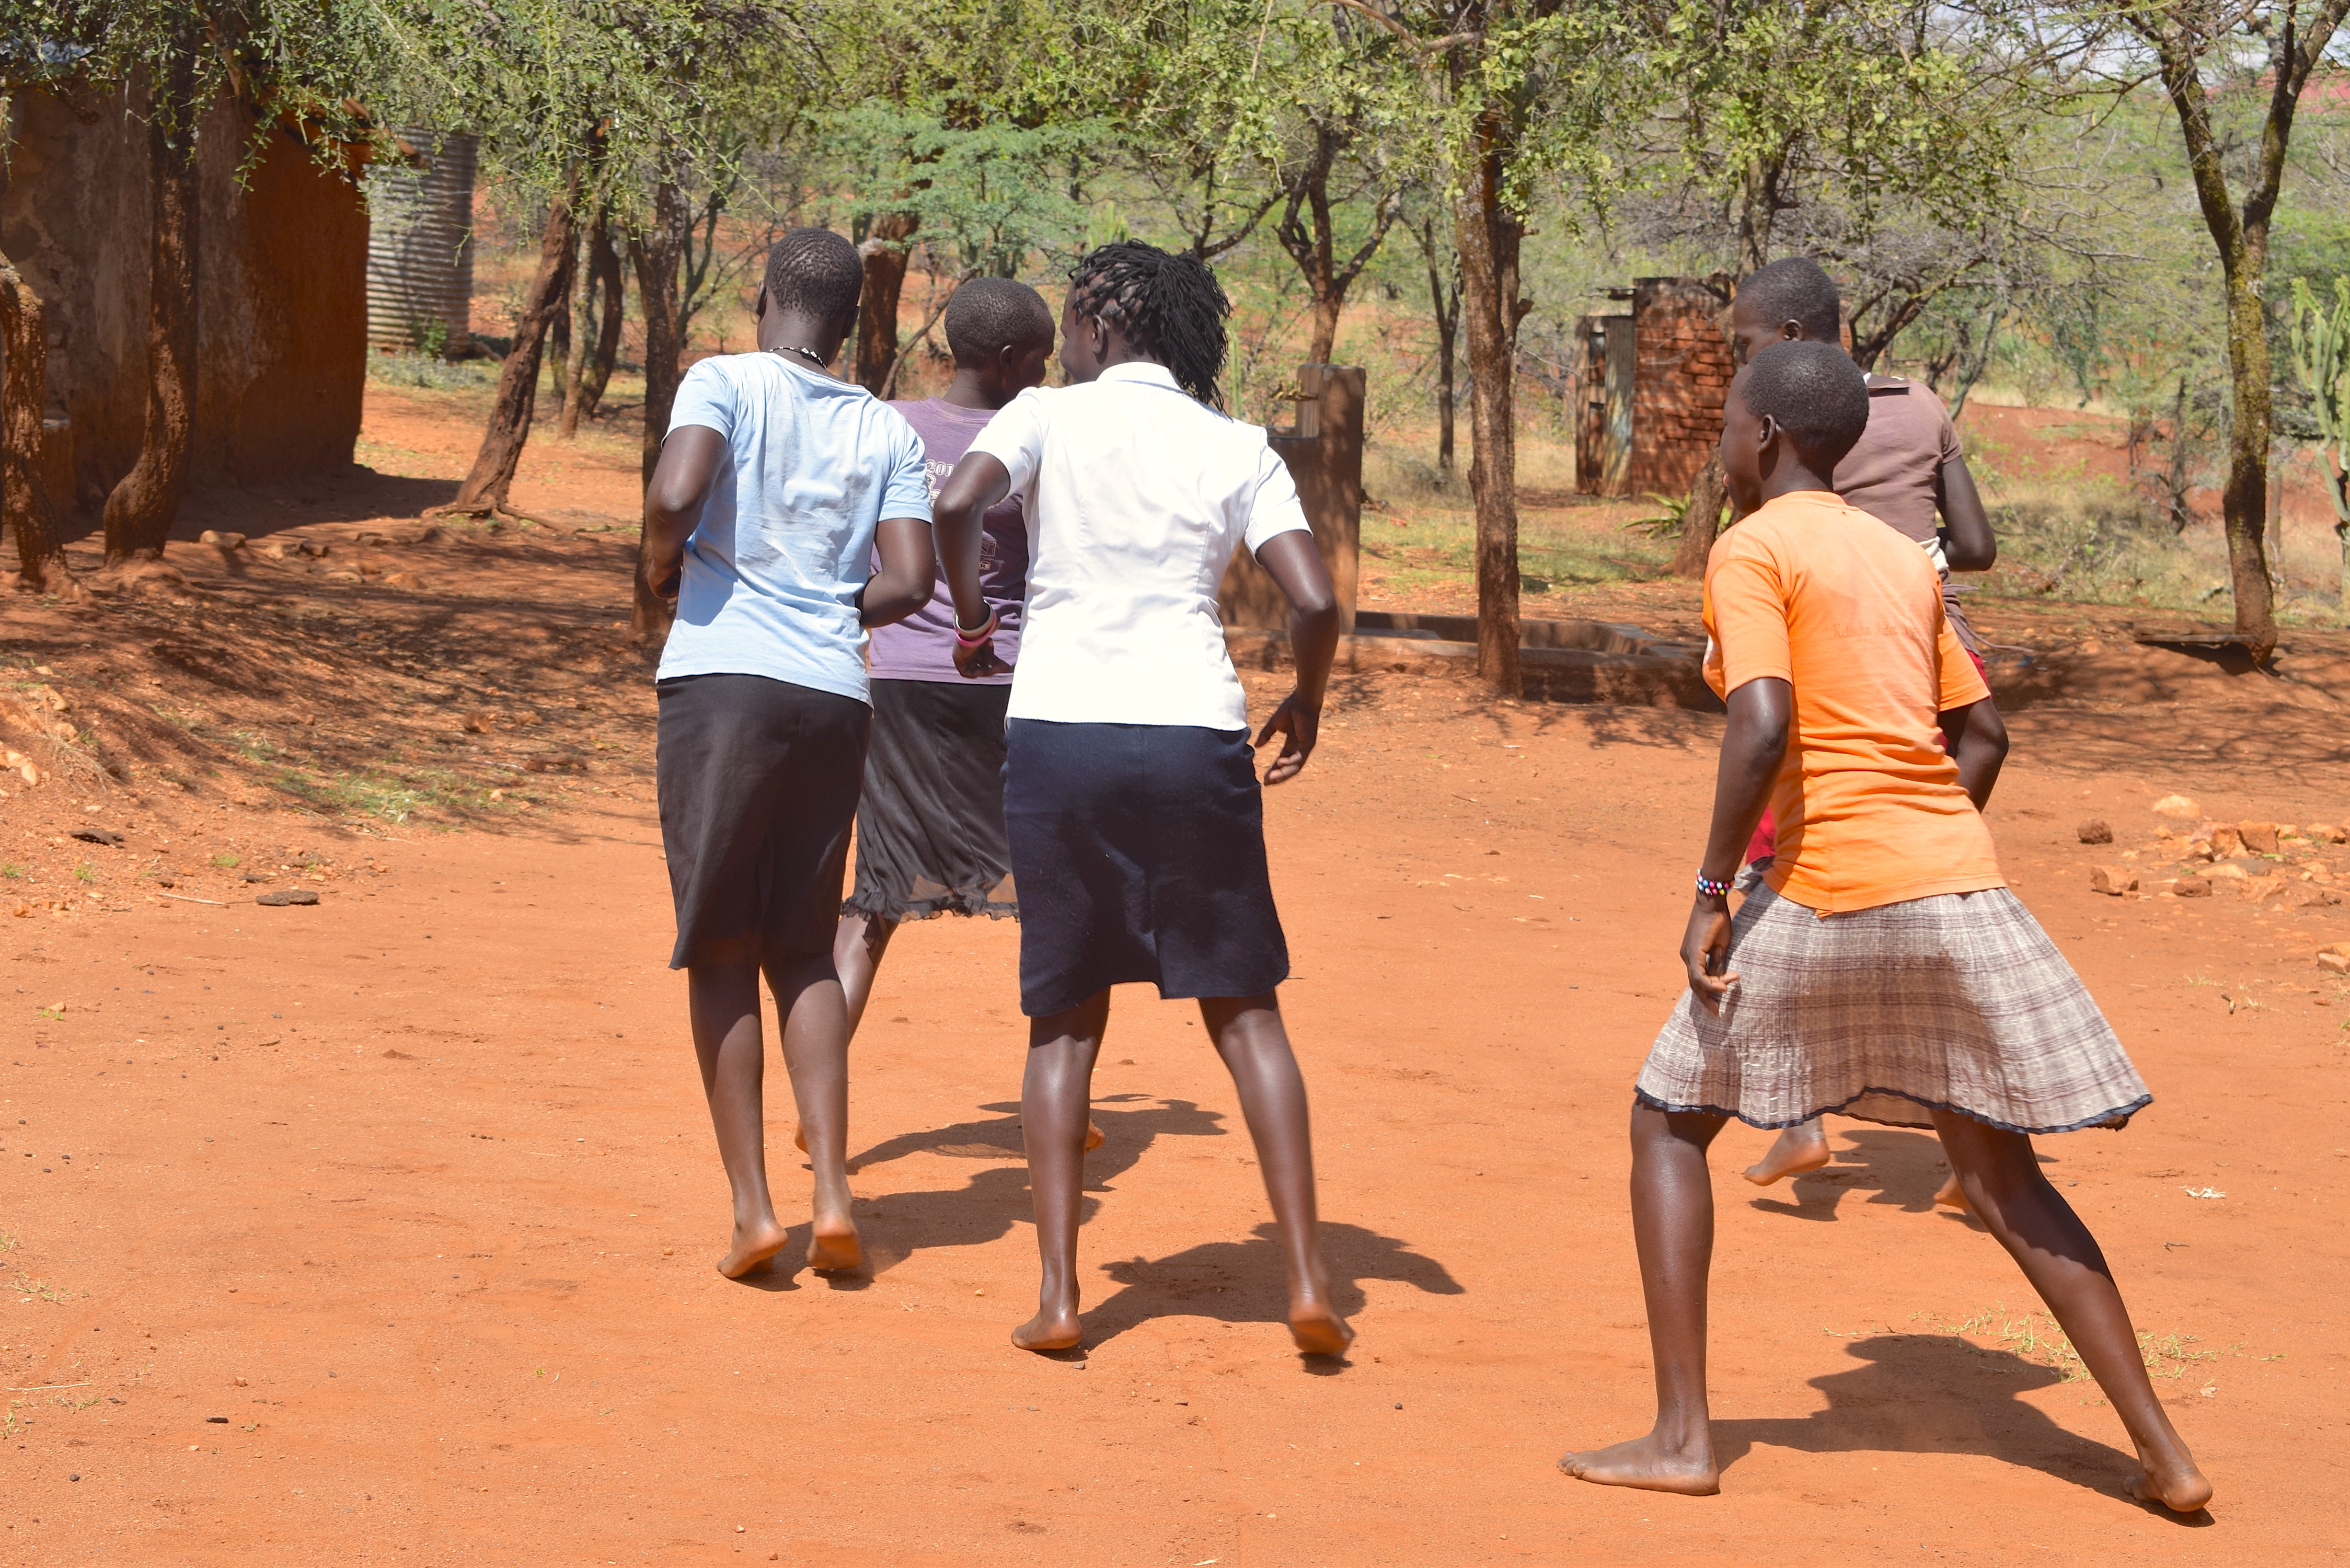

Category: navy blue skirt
[1003, 719, 1289, 1017]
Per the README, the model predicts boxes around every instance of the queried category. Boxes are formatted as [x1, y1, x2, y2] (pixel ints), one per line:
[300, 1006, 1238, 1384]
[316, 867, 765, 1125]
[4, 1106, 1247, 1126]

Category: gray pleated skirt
[1636, 885, 2151, 1135]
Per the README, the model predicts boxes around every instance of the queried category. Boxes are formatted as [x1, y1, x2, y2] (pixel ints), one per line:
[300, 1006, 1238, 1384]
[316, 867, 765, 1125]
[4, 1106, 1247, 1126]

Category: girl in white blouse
[932, 241, 1352, 1358]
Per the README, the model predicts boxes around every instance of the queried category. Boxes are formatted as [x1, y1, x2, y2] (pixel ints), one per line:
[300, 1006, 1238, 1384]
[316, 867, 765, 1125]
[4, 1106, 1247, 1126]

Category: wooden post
[1220, 364, 1363, 633]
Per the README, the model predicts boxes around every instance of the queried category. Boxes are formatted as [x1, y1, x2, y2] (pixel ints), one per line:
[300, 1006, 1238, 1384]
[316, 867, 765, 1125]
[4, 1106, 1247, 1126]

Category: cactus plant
[2288, 276, 2350, 617]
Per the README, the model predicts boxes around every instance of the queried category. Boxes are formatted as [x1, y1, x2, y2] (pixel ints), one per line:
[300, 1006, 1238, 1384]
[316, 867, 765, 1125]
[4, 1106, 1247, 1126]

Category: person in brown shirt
[1731, 257, 1997, 652]
[1725, 257, 2003, 1195]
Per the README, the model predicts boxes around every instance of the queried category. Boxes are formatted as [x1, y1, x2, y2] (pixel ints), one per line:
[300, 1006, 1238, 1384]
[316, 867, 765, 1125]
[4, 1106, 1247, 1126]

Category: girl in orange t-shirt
[1561, 342, 2208, 1515]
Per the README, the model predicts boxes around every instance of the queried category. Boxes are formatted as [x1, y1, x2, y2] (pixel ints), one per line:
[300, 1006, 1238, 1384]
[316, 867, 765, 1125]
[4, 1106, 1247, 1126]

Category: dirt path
[4, 389, 2348, 1565]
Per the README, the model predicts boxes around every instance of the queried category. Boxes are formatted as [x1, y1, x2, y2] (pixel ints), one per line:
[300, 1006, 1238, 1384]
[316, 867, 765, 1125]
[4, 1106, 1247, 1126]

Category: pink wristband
[953, 609, 999, 648]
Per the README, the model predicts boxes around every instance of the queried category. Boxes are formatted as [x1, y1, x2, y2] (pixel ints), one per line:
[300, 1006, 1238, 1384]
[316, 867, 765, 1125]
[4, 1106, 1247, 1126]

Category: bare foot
[2125, 1453, 2214, 1514]
[1288, 1300, 1354, 1357]
[1933, 1172, 1971, 1212]
[1012, 1304, 1083, 1352]
[1559, 1433, 1721, 1496]
[806, 1219, 862, 1273]
[715, 1219, 791, 1279]
[1085, 1121, 1104, 1151]
[1743, 1124, 1830, 1187]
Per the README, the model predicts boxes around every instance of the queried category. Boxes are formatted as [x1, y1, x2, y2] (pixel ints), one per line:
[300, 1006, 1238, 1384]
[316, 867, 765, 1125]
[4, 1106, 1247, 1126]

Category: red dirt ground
[4, 387, 2349, 1566]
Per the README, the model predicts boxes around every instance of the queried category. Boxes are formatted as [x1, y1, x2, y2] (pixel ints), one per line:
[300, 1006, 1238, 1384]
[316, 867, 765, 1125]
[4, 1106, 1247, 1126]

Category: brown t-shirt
[1834, 377, 1960, 543]
[1834, 376, 1979, 651]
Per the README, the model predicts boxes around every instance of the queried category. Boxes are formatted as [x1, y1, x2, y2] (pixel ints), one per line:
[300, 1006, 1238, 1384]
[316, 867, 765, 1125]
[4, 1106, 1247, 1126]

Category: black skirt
[1003, 718, 1289, 1017]
[843, 678, 1018, 924]
[655, 673, 870, 968]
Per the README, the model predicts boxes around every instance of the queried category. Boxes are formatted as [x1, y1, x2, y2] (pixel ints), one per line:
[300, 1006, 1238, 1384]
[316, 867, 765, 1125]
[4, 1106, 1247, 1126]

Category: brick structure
[1627, 275, 1735, 500]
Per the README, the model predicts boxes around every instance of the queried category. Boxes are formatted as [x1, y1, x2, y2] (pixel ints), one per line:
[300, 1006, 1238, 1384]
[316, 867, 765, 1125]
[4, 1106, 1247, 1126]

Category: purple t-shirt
[868, 398, 1027, 684]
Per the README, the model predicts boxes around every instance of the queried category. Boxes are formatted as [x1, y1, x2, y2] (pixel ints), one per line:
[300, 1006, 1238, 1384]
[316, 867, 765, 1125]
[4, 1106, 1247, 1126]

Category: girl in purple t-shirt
[829, 279, 1054, 1034]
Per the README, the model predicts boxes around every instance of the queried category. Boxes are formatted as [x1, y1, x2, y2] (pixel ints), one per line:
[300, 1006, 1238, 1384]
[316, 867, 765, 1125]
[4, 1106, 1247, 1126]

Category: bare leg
[767, 948, 861, 1272]
[1931, 1111, 2210, 1512]
[686, 937, 790, 1277]
[1932, 1168, 1971, 1212]
[1199, 991, 1352, 1355]
[1743, 1115, 1830, 1186]
[1015, 989, 1110, 1350]
[793, 912, 901, 1156]
[816, 911, 1099, 1155]
[833, 909, 898, 1041]
[1563, 1101, 1726, 1495]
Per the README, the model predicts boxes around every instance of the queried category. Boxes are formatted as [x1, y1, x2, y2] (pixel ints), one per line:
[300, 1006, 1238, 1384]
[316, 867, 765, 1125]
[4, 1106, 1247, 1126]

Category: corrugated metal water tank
[365, 129, 476, 356]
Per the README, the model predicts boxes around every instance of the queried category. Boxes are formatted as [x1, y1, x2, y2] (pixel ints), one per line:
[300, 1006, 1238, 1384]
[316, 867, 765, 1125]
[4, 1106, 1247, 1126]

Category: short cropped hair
[1739, 339, 1870, 469]
[1737, 257, 1841, 343]
[943, 277, 1054, 365]
[764, 228, 865, 320]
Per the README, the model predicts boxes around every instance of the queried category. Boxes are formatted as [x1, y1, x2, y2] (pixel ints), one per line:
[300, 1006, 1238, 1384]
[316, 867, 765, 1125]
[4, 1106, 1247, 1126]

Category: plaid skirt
[1636, 885, 2151, 1135]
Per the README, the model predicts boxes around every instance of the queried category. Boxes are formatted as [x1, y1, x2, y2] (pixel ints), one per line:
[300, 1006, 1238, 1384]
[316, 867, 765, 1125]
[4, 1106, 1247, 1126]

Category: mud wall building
[0, 87, 368, 528]
[1576, 275, 1735, 501]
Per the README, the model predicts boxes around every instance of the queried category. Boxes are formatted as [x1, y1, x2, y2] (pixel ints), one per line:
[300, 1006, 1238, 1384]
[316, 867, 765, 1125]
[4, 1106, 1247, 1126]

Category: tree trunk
[2219, 258, 2277, 654]
[1453, 115, 1521, 697]
[0, 247, 70, 593]
[853, 212, 919, 397]
[101, 109, 198, 563]
[1671, 452, 1731, 578]
[1416, 215, 1460, 476]
[1435, 292, 1458, 477]
[629, 176, 688, 641]
[1277, 127, 1397, 368]
[562, 205, 623, 435]
[548, 218, 575, 430]
[435, 191, 576, 520]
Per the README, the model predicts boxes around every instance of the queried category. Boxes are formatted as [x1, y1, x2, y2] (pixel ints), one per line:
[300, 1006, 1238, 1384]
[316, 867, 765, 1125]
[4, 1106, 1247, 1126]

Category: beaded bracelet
[953, 608, 999, 648]
[1694, 871, 1734, 898]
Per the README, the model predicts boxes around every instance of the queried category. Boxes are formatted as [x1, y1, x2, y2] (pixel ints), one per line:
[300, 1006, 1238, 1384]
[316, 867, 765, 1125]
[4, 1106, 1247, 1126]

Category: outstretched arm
[859, 516, 935, 628]
[1251, 529, 1338, 785]
[1682, 676, 1791, 1011]
[932, 452, 1014, 676]
[1937, 695, 2008, 810]
[641, 425, 727, 606]
[1936, 456, 1997, 571]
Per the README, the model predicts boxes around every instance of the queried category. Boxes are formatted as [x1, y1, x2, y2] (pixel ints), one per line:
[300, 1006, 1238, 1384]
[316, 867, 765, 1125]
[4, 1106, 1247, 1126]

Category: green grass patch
[1929, 1304, 2233, 1383]
[366, 351, 497, 391]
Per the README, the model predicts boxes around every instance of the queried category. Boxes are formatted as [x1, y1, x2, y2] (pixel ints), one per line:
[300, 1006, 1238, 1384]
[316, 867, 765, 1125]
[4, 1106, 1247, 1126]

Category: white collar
[1095, 362, 1181, 389]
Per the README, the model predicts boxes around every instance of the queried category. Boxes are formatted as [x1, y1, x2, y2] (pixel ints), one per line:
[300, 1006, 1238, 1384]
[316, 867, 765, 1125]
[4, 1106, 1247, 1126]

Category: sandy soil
[4, 387, 2349, 1565]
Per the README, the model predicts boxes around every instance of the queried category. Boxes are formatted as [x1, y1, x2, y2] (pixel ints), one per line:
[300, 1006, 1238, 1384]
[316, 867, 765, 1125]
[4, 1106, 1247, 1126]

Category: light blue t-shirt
[654, 352, 933, 703]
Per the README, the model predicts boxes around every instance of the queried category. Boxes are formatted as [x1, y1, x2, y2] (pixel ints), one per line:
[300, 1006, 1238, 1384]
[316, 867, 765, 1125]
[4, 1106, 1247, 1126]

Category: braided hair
[1066, 240, 1232, 408]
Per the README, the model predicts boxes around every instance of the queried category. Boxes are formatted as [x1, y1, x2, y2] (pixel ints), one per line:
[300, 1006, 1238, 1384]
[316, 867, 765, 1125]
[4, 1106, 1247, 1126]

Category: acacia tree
[1608, 0, 2035, 575]
[434, 185, 577, 523]
[559, 201, 625, 436]
[815, 106, 1096, 395]
[1272, 10, 1407, 365]
[1410, 207, 1464, 473]
[2107, 0, 2350, 657]
[372, 0, 804, 536]
[1327, 0, 1620, 694]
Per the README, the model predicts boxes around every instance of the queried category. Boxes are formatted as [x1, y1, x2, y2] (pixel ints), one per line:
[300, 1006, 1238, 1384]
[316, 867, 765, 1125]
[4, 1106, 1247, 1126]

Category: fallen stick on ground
[157, 892, 225, 906]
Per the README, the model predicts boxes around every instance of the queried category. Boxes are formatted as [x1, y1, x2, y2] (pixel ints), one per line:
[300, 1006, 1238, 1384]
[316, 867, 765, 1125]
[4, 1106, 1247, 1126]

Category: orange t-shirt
[1702, 489, 2001, 914]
